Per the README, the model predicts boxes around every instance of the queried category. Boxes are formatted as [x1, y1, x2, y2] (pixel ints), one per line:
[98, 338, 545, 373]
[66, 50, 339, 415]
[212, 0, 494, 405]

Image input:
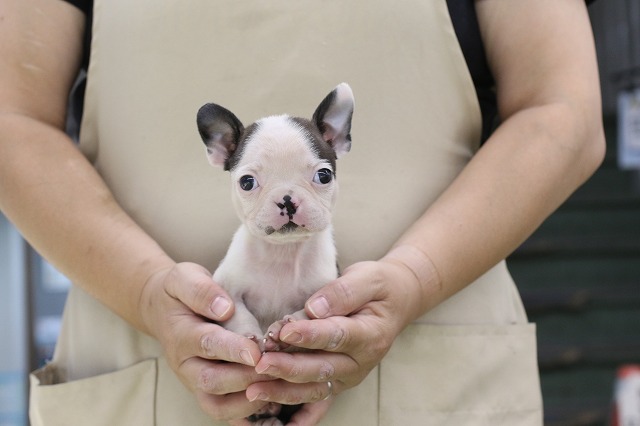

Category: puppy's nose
[277, 195, 297, 220]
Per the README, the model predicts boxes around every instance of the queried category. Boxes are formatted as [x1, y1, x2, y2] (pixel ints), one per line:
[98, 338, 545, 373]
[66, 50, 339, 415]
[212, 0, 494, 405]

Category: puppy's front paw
[263, 316, 295, 352]
[246, 402, 283, 425]
[242, 333, 270, 353]
[251, 417, 283, 426]
[244, 333, 260, 345]
[221, 317, 264, 349]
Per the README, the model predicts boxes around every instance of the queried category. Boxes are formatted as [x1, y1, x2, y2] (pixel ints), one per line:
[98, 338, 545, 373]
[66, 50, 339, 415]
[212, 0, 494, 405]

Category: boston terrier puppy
[197, 82, 353, 355]
[196, 83, 353, 424]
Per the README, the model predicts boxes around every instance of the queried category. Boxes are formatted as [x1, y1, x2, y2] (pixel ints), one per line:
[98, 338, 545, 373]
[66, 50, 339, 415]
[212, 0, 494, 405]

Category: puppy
[196, 83, 354, 424]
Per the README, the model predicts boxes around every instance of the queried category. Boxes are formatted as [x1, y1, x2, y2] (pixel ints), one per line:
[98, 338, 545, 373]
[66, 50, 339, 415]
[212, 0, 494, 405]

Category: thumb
[305, 261, 380, 319]
[164, 262, 235, 321]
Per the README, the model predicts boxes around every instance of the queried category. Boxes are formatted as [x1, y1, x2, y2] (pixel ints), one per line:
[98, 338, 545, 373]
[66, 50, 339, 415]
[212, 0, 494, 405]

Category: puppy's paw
[252, 417, 283, 426]
[245, 333, 260, 345]
[243, 333, 269, 353]
[263, 316, 296, 352]
[246, 402, 283, 425]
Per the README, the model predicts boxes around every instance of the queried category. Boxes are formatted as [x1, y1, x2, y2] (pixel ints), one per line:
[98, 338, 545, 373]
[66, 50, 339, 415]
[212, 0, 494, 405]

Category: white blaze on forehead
[241, 115, 324, 168]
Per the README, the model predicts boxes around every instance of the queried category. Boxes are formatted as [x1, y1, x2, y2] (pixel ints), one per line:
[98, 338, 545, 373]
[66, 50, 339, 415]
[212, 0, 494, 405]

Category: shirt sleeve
[58, 0, 92, 16]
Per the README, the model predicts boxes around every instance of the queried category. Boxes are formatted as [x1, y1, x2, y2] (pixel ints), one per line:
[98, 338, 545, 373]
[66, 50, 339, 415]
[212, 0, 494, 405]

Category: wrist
[137, 257, 177, 337]
[381, 245, 443, 316]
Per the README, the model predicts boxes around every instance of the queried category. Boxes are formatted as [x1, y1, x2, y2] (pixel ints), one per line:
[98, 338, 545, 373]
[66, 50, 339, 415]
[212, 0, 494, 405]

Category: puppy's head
[197, 83, 354, 243]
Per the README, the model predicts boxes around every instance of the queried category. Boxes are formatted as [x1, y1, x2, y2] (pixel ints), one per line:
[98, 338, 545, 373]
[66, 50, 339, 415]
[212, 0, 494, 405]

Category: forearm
[382, 0, 607, 322]
[0, 113, 175, 334]
[390, 102, 605, 317]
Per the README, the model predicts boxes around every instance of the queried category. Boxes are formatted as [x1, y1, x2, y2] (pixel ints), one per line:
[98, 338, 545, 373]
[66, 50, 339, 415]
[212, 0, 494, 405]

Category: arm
[0, 0, 171, 333]
[0, 0, 264, 421]
[247, 0, 605, 407]
[394, 0, 605, 302]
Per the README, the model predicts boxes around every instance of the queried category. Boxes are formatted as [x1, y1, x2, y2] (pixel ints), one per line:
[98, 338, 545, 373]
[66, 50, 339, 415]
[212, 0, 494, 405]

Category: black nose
[277, 195, 297, 220]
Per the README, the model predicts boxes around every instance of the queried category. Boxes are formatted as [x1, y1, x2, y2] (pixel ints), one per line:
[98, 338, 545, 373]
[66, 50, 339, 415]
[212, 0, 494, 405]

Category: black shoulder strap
[446, 0, 498, 144]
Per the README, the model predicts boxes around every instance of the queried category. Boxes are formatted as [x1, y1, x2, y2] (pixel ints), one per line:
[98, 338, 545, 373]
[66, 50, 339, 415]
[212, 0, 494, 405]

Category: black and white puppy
[196, 83, 354, 355]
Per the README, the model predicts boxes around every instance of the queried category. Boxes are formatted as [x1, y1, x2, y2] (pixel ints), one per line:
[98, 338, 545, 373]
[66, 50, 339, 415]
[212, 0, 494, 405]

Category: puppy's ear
[197, 103, 244, 168]
[312, 83, 354, 158]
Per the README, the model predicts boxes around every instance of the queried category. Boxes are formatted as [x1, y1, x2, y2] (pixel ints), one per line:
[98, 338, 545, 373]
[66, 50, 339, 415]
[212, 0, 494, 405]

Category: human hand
[139, 262, 272, 422]
[246, 247, 437, 421]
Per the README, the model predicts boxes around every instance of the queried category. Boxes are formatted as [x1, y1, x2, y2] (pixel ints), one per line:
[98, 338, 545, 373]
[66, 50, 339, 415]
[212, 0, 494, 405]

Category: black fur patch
[225, 122, 260, 171]
[311, 88, 353, 154]
[289, 117, 338, 173]
[226, 117, 337, 173]
[312, 89, 337, 136]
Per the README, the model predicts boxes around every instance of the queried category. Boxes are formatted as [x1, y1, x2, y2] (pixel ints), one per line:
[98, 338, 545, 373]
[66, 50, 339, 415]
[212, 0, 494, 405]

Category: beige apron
[30, 0, 543, 424]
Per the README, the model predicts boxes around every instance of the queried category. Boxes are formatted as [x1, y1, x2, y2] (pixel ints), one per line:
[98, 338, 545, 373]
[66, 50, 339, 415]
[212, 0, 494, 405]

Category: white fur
[215, 115, 339, 344]
[213, 225, 337, 335]
[197, 84, 354, 356]
[198, 83, 353, 424]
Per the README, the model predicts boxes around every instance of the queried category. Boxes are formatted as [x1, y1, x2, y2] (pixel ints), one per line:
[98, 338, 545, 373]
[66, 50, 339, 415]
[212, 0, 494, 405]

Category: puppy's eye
[313, 168, 333, 185]
[239, 175, 258, 191]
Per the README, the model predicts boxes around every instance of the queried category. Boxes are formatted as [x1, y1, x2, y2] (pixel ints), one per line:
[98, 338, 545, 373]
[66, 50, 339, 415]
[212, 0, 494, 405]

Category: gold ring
[323, 381, 333, 400]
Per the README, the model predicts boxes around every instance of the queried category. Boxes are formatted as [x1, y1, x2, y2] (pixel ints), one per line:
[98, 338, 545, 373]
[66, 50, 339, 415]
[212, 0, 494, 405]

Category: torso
[31, 3, 541, 425]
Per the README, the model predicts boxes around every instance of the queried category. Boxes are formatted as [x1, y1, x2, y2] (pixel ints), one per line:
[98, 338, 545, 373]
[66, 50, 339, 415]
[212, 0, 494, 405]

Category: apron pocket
[379, 323, 542, 426]
[29, 358, 157, 426]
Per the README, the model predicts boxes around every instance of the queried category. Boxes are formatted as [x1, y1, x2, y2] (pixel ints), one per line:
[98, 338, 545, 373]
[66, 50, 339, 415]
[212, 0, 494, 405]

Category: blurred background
[1, 1, 639, 425]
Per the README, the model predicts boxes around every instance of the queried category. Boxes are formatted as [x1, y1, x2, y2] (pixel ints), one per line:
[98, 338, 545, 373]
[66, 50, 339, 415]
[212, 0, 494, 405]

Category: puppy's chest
[243, 271, 314, 327]
[220, 253, 336, 328]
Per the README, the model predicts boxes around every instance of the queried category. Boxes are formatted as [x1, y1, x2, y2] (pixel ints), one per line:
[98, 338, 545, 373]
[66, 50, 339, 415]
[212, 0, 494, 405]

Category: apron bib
[30, 1, 542, 424]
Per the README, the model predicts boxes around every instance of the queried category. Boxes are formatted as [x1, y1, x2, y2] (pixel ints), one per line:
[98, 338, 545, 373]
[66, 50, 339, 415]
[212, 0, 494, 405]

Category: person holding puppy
[0, 0, 604, 425]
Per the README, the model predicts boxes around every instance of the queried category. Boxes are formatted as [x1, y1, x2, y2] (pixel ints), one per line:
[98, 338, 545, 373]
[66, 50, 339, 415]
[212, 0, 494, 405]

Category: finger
[195, 389, 268, 422]
[288, 400, 333, 426]
[278, 316, 353, 352]
[179, 357, 270, 395]
[245, 379, 336, 405]
[254, 351, 358, 385]
[164, 262, 235, 321]
[305, 261, 384, 319]
[279, 312, 391, 356]
[173, 315, 261, 366]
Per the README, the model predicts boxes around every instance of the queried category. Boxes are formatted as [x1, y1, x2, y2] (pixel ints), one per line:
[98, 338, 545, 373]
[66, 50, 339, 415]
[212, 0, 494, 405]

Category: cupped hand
[139, 262, 271, 422]
[246, 247, 437, 421]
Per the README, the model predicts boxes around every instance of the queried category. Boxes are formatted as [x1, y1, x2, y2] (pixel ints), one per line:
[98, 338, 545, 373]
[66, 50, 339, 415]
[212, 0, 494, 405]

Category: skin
[0, 0, 604, 425]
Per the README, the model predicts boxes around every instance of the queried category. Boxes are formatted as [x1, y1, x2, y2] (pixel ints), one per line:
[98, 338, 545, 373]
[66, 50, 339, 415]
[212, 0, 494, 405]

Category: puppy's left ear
[197, 103, 244, 169]
[313, 83, 354, 158]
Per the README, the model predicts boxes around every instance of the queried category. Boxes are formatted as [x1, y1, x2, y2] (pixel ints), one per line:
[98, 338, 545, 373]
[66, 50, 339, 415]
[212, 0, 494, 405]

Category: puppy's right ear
[313, 83, 354, 159]
[197, 103, 244, 168]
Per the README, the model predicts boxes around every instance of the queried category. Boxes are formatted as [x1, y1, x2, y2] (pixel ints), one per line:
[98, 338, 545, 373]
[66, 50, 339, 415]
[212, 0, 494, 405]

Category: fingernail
[256, 363, 278, 375]
[281, 331, 302, 344]
[239, 349, 255, 366]
[210, 296, 231, 318]
[249, 392, 269, 402]
[308, 296, 330, 318]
